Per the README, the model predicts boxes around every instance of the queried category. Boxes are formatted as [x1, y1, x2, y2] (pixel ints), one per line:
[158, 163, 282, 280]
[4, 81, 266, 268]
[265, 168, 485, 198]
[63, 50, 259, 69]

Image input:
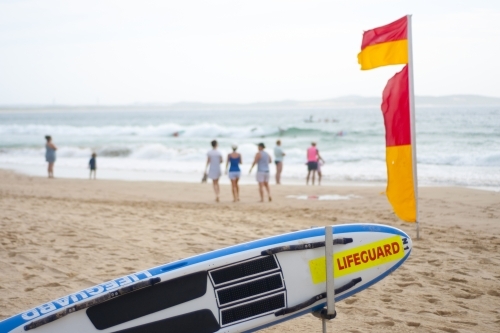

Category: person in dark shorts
[273, 140, 285, 185]
[89, 153, 97, 179]
[306, 142, 323, 185]
[45, 135, 57, 178]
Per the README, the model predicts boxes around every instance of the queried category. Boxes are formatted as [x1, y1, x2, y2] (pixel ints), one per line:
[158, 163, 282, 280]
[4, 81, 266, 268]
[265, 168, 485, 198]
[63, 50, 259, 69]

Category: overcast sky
[1, 0, 499, 105]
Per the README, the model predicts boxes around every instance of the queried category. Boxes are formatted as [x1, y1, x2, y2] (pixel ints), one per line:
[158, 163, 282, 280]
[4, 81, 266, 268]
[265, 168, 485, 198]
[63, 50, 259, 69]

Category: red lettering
[346, 255, 354, 267]
[337, 258, 345, 270]
[377, 246, 385, 259]
[368, 248, 377, 261]
[384, 244, 392, 256]
[392, 242, 400, 254]
[343, 256, 347, 268]
[360, 251, 368, 263]
[353, 253, 361, 265]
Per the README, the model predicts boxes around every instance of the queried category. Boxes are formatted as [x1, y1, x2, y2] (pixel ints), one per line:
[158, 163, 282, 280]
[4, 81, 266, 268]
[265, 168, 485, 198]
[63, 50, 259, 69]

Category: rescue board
[0, 223, 412, 333]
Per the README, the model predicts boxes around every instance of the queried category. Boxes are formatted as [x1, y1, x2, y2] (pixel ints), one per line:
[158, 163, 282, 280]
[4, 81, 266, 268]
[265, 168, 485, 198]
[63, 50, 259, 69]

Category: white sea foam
[1, 107, 499, 187]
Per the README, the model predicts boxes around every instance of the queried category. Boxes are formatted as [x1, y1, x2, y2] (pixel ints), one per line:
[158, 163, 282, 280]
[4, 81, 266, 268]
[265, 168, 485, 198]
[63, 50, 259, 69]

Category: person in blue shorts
[225, 144, 242, 202]
[89, 153, 97, 179]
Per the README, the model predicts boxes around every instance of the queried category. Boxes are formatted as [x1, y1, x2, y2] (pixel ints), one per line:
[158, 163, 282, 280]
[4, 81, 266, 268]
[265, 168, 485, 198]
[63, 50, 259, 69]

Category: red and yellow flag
[382, 65, 416, 222]
[358, 16, 408, 70]
[358, 16, 417, 223]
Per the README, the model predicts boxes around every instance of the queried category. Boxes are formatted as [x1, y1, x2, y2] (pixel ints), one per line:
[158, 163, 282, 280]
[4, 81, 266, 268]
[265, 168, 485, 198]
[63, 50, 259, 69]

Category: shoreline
[1, 164, 499, 193]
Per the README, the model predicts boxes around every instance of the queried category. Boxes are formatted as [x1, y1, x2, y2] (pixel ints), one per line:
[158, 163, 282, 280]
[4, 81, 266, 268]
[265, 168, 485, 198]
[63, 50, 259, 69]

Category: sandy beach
[0, 169, 499, 332]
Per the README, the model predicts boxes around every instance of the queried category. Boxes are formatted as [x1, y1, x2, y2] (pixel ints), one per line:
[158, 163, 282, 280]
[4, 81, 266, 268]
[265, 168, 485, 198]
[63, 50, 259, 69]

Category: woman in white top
[205, 140, 223, 202]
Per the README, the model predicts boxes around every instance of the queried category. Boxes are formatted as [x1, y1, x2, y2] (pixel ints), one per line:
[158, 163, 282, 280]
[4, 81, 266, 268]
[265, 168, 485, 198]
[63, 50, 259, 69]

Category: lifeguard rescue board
[0, 223, 412, 333]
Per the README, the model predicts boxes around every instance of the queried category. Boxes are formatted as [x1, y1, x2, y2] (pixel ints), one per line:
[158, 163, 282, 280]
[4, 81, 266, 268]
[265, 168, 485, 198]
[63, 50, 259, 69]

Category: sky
[1, 0, 500, 105]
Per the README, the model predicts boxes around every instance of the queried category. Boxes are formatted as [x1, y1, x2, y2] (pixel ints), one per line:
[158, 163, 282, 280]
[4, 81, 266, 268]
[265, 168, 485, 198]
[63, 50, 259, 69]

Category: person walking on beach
[274, 140, 285, 185]
[45, 135, 57, 178]
[89, 153, 97, 180]
[249, 143, 272, 202]
[306, 142, 323, 185]
[225, 144, 242, 202]
[205, 140, 223, 202]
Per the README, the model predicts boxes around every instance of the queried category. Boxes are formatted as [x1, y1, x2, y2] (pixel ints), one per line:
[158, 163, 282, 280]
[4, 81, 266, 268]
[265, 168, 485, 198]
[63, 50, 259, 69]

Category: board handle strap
[24, 277, 161, 331]
[261, 238, 353, 256]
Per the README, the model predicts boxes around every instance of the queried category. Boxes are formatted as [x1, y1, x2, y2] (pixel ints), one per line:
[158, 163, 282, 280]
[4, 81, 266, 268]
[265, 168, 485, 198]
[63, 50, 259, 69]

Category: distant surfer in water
[249, 143, 272, 202]
[44, 135, 57, 179]
[225, 144, 242, 202]
[274, 140, 285, 185]
[205, 140, 222, 202]
[306, 142, 323, 185]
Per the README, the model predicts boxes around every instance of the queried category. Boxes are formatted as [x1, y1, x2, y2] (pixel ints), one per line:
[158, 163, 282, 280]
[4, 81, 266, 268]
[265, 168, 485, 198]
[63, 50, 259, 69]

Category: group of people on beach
[44, 135, 97, 179]
[204, 139, 325, 203]
[44, 135, 325, 195]
[204, 140, 276, 203]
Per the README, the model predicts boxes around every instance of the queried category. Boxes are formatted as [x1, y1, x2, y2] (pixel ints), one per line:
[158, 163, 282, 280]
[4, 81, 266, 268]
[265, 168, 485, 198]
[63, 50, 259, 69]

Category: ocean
[0, 106, 499, 189]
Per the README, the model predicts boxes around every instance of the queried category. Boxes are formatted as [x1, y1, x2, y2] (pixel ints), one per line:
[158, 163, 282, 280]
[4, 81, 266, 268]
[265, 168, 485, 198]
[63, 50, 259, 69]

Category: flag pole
[407, 15, 419, 239]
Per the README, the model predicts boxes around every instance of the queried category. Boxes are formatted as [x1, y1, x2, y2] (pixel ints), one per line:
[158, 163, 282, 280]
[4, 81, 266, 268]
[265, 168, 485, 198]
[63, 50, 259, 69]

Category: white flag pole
[407, 15, 419, 239]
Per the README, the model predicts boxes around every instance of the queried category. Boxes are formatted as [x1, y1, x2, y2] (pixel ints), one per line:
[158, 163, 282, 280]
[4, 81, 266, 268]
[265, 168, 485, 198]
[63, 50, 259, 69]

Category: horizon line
[1, 94, 500, 108]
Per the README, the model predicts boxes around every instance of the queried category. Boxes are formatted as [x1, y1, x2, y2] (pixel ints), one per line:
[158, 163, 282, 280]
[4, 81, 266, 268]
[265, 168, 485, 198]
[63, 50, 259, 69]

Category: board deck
[0, 223, 412, 333]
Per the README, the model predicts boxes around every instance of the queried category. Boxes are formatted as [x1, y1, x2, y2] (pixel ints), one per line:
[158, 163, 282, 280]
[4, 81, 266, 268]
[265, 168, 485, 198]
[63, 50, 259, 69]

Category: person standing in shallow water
[225, 144, 242, 202]
[249, 143, 272, 202]
[205, 140, 223, 202]
[89, 153, 97, 180]
[306, 142, 323, 185]
[45, 135, 57, 178]
[274, 140, 285, 184]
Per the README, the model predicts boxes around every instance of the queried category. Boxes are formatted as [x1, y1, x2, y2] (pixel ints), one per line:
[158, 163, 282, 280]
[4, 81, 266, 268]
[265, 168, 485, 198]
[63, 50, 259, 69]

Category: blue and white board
[0, 223, 412, 333]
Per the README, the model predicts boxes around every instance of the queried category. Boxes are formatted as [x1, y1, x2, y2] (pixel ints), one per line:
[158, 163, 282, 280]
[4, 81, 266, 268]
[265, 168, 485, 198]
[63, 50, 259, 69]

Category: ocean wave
[1, 143, 499, 168]
[0, 123, 350, 139]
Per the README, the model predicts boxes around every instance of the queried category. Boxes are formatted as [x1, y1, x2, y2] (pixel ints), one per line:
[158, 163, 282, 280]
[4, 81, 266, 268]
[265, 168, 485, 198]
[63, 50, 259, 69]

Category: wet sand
[0, 170, 499, 332]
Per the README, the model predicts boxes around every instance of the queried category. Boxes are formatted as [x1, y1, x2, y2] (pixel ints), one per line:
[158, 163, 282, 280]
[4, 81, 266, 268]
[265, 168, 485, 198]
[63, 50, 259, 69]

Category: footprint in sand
[438, 327, 460, 333]
[435, 310, 452, 316]
[487, 290, 500, 297]
[479, 258, 493, 264]
[452, 289, 483, 299]
[386, 288, 403, 293]
[401, 276, 415, 282]
[344, 298, 358, 305]
[367, 321, 395, 327]
[380, 298, 392, 303]
[449, 277, 467, 283]
[396, 282, 423, 288]
[427, 259, 442, 267]
[451, 320, 477, 326]
[407, 322, 421, 327]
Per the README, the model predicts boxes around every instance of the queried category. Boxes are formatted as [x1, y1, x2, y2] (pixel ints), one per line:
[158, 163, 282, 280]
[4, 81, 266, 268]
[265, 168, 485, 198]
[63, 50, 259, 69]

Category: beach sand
[0, 169, 499, 332]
